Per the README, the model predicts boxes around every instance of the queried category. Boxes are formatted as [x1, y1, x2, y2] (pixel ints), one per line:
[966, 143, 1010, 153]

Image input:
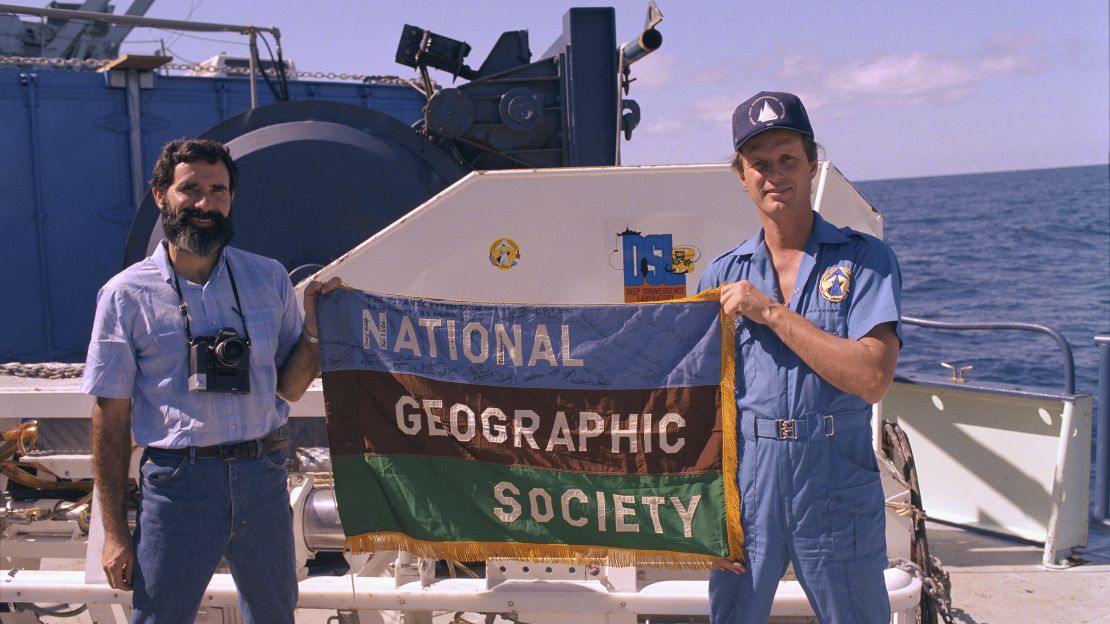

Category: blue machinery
[1, 3, 662, 364]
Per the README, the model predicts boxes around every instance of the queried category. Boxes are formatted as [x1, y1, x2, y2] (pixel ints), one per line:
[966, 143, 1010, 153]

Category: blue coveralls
[698, 212, 903, 624]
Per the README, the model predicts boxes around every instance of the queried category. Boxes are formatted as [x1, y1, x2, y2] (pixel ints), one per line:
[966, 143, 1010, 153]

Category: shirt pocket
[242, 305, 284, 391]
[136, 330, 185, 393]
[736, 320, 760, 387]
[804, 304, 849, 339]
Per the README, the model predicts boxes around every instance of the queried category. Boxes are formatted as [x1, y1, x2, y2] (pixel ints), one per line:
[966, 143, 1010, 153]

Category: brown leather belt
[149, 428, 290, 460]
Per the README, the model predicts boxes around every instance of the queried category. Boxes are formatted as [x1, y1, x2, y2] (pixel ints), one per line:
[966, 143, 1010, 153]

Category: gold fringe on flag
[679, 287, 744, 564]
[717, 294, 743, 564]
[344, 531, 722, 570]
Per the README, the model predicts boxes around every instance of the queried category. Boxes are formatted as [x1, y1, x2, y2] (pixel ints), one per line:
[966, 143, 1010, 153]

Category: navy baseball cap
[732, 91, 813, 151]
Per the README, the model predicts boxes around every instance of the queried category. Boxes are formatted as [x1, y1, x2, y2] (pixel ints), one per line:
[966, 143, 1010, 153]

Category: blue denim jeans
[131, 447, 297, 624]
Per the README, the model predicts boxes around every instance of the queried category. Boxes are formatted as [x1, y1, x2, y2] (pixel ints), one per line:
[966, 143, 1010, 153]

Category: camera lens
[215, 337, 245, 367]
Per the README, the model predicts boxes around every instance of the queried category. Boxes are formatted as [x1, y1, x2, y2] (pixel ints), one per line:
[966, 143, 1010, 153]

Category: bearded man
[82, 138, 340, 623]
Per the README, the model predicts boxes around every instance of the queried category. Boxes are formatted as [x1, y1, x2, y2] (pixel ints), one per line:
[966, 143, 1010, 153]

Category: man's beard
[160, 202, 233, 257]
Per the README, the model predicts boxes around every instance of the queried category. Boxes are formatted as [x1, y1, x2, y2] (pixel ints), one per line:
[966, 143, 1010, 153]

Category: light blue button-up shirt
[82, 242, 302, 448]
[698, 211, 903, 420]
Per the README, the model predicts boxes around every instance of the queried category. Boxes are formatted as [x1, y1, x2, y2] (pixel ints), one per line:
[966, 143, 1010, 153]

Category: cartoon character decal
[610, 229, 700, 303]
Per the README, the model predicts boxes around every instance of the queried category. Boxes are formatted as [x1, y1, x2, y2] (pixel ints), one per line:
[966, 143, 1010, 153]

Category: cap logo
[819, 265, 852, 303]
[756, 102, 779, 123]
[748, 95, 786, 126]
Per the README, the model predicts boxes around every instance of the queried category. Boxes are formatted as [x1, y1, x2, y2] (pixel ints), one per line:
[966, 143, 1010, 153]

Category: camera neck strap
[165, 244, 251, 345]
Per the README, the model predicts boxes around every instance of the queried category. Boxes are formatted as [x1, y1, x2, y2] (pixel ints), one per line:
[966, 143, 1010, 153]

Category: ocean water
[856, 164, 1110, 554]
[856, 164, 1110, 397]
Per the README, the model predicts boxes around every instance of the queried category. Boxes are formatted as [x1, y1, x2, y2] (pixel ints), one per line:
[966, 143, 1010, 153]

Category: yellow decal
[818, 265, 852, 303]
[669, 246, 701, 276]
[489, 238, 521, 271]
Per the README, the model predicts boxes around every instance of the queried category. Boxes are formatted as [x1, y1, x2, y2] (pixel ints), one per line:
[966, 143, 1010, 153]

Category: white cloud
[983, 31, 1041, 55]
[641, 116, 686, 137]
[689, 94, 739, 124]
[677, 33, 1043, 113]
[627, 52, 675, 90]
[651, 32, 1045, 143]
[977, 31, 1042, 74]
[827, 53, 977, 103]
[780, 33, 1039, 109]
[691, 64, 730, 84]
[1059, 38, 1102, 70]
[779, 53, 813, 79]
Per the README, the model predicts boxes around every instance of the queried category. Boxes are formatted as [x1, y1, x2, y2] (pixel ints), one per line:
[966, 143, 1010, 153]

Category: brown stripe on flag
[323, 370, 721, 475]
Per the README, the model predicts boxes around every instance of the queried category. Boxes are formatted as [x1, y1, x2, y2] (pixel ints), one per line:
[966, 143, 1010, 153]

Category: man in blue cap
[698, 92, 903, 623]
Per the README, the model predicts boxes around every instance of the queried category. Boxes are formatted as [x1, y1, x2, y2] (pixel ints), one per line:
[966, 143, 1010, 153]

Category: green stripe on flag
[333, 454, 728, 557]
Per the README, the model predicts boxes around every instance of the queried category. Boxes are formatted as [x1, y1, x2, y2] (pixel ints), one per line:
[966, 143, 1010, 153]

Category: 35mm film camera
[187, 327, 251, 394]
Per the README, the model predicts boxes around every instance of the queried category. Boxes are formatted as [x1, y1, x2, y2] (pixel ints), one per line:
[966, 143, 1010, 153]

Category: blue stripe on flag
[318, 289, 722, 390]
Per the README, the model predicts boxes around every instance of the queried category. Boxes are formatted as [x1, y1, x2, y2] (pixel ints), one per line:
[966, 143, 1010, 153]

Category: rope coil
[882, 420, 955, 624]
[0, 362, 84, 379]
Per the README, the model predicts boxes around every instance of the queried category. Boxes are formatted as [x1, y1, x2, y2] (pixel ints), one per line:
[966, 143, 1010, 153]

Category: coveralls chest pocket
[797, 305, 850, 407]
[735, 320, 760, 390]
[802, 303, 847, 338]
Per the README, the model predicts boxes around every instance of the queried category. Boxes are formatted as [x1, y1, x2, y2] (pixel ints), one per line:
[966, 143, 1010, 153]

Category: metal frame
[0, 566, 922, 622]
[1094, 335, 1109, 527]
[0, 2, 280, 108]
[901, 316, 1077, 394]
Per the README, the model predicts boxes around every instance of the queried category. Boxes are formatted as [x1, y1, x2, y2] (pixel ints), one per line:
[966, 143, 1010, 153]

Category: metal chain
[1, 54, 421, 86]
[0, 54, 106, 69]
[0, 362, 85, 379]
[893, 557, 955, 624]
[163, 62, 420, 86]
[882, 420, 956, 624]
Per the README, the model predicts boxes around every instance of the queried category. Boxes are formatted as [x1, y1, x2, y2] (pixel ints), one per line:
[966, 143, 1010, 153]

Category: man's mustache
[178, 208, 227, 225]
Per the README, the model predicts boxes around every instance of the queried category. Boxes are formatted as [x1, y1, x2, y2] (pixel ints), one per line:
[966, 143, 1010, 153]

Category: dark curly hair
[150, 138, 239, 196]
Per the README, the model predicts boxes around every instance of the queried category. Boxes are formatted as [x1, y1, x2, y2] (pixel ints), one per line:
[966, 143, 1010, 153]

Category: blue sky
[116, 1, 1109, 181]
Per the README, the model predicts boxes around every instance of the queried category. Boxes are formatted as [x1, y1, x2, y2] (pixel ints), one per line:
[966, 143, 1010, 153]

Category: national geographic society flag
[317, 288, 741, 567]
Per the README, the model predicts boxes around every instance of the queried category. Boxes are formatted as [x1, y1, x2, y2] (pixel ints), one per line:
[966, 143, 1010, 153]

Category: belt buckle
[777, 418, 797, 440]
[218, 441, 258, 460]
[216, 444, 239, 461]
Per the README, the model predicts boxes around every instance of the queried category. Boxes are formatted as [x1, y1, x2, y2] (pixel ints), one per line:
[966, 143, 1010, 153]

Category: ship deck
[5, 373, 1107, 622]
[24, 520, 1109, 623]
[921, 521, 1109, 624]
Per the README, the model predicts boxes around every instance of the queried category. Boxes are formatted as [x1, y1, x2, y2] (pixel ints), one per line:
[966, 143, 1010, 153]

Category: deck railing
[1095, 335, 1109, 527]
[900, 316, 1108, 529]
[901, 316, 1076, 394]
